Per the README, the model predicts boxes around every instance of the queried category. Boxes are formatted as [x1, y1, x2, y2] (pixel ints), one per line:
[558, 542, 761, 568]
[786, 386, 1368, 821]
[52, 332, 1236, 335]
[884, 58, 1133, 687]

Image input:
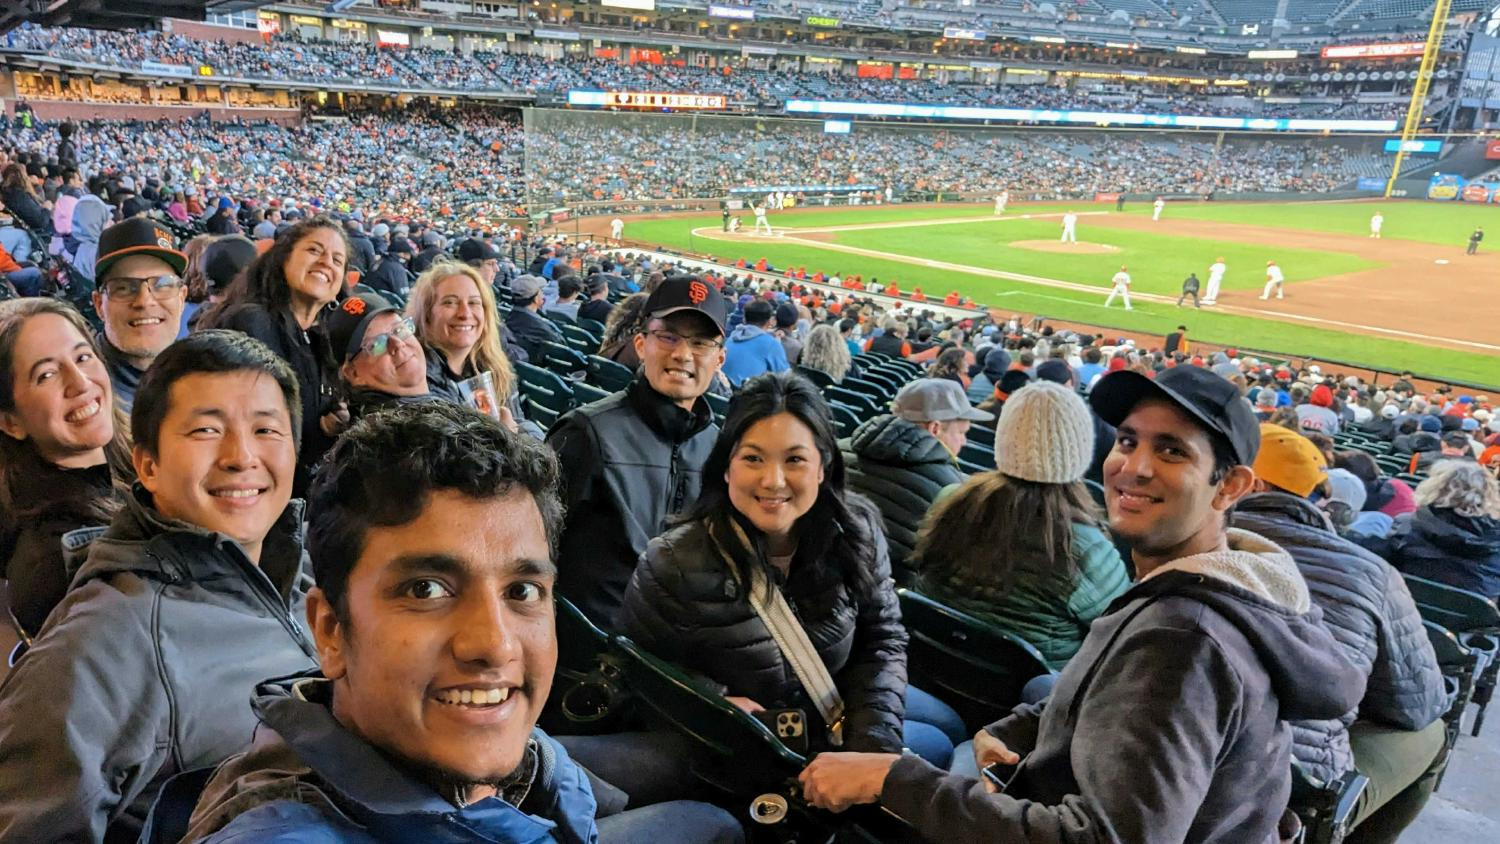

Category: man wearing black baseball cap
[799, 364, 1366, 844]
[91, 217, 189, 412]
[456, 237, 501, 286]
[546, 275, 726, 631]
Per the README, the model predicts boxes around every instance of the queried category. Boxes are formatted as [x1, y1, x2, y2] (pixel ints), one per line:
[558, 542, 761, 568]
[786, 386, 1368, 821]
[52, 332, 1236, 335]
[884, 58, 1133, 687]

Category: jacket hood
[850, 414, 954, 467]
[1407, 506, 1500, 556]
[1134, 532, 1364, 721]
[729, 323, 769, 343]
[69, 195, 110, 242]
[208, 672, 598, 843]
[67, 483, 306, 588]
[1143, 527, 1310, 613]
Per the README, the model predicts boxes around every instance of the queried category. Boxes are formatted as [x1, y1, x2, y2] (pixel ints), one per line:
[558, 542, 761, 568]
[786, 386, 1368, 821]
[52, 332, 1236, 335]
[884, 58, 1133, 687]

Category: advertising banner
[1485, 139, 1500, 160]
[142, 60, 193, 78]
[1462, 183, 1492, 202]
[1427, 173, 1464, 200]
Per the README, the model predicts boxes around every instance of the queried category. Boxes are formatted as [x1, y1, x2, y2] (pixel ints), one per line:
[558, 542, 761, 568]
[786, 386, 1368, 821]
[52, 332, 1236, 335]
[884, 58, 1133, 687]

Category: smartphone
[981, 760, 1022, 794]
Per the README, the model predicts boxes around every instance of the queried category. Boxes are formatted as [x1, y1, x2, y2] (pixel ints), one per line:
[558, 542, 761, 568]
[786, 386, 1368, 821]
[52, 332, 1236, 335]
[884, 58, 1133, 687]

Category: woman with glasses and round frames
[0, 299, 132, 637]
[619, 371, 961, 769]
[202, 215, 350, 486]
[407, 262, 536, 437]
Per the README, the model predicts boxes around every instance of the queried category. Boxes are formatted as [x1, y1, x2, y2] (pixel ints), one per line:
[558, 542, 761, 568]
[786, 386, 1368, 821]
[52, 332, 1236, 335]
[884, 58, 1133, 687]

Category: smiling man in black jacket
[799, 365, 1366, 843]
[546, 276, 728, 631]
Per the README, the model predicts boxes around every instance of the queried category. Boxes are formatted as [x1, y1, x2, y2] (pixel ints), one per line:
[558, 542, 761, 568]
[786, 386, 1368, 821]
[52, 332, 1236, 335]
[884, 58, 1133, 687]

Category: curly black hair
[307, 402, 564, 621]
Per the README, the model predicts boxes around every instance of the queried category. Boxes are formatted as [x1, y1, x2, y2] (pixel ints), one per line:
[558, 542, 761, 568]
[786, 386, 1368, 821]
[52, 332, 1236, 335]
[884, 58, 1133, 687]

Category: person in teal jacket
[912, 380, 1129, 670]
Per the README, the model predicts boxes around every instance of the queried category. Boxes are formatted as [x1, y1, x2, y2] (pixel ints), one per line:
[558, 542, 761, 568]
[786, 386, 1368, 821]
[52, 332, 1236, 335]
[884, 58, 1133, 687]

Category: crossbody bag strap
[711, 519, 846, 747]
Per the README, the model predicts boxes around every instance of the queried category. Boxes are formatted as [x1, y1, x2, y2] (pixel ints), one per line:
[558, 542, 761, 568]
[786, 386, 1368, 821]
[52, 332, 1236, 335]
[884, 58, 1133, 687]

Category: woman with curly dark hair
[201, 215, 349, 482]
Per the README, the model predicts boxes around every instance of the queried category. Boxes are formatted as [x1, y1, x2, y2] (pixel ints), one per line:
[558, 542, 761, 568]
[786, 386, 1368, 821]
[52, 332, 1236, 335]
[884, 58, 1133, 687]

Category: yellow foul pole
[1385, 0, 1452, 197]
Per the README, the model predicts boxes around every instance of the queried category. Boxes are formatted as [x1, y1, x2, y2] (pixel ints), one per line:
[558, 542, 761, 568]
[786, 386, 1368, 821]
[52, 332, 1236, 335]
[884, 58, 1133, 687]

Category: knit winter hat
[993, 380, 1095, 484]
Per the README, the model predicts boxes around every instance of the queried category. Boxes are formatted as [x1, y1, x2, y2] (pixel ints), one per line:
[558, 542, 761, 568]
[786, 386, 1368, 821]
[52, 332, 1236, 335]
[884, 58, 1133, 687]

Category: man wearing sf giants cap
[798, 364, 1367, 844]
[546, 275, 728, 632]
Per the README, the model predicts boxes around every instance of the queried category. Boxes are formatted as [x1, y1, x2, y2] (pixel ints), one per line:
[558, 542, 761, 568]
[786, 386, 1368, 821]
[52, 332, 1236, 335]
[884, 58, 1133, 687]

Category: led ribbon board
[783, 99, 1399, 132]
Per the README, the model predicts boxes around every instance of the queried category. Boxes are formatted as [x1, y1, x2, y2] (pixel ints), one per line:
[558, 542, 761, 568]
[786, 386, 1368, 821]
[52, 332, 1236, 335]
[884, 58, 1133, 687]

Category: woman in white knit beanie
[912, 380, 1131, 671]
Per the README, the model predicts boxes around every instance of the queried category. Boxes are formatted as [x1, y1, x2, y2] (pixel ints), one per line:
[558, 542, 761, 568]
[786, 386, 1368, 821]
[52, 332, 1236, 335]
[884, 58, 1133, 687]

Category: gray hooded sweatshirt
[882, 529, 1367, 843]
[68, 193, 112, 282]
[0, 487, 317, 842]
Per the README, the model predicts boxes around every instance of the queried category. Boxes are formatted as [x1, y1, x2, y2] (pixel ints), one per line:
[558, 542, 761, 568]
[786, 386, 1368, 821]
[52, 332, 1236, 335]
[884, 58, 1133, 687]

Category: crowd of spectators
[0, 71, 1494, 844]
[0, 107, 1369, 231]
[5, 25, 1423, 121]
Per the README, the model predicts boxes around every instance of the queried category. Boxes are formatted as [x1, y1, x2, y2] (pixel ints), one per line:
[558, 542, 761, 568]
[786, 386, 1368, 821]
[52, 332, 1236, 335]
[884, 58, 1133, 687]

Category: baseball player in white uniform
[1203, 257, 1226, 305]
[994, 191, 1009, 215]
[1104, 265, 1133, 310]
[1153, 197, 1166, 222]
[1369, 213, 1383, 239]
[1060, 211, 1078, 243]
[753, 203, 773, 235]
[1261, 260, 1285, 300]
[610, 217, 624, 242]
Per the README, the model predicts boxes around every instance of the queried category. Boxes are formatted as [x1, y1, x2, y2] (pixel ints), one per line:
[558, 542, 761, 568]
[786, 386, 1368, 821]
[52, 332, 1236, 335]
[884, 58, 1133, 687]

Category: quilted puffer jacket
[1232, 492, 1450, 783]
[619, 495, 908, 752]
[840, 414, 966, 581]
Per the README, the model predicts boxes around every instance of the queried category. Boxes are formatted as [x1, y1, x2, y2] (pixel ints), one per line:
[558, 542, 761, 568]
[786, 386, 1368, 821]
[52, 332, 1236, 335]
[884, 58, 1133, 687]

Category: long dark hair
[0, 299, 132, 522]
[914, 471, 1103, 594]
[200, 214, 348, 328]
[680, 370, 873, 593]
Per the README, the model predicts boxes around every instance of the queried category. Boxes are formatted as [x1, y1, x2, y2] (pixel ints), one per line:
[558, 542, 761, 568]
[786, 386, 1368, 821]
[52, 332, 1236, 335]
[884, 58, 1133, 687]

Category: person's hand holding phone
[973, 730, 1020, 794]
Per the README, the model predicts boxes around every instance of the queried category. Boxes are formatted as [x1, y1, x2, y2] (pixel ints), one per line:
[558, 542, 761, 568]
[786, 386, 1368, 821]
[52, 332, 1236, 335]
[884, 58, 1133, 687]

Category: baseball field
[609, 198, 1500, 387]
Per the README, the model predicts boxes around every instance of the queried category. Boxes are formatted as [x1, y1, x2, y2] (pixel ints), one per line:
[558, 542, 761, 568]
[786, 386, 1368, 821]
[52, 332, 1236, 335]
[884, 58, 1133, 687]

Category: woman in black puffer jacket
[620, 371, 960, 766]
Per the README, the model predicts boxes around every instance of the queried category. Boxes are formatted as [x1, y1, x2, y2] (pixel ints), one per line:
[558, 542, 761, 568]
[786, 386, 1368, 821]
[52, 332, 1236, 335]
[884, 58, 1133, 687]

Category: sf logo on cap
[155, 228, 173, 248]
[688, 281, 709, 305]
[343, 298, 367, 316]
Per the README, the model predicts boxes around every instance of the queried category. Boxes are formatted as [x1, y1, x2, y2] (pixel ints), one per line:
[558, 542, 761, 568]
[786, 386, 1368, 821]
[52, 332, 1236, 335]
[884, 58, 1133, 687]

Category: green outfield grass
[830, 219, 1375, 295]
[1119, 198, 1500, 246]
[625, 203, 1500, 386]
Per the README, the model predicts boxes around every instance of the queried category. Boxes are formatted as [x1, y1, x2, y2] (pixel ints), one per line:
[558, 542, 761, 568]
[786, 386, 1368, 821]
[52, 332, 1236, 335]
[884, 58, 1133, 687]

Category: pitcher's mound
[1012, 240, 1120, 254]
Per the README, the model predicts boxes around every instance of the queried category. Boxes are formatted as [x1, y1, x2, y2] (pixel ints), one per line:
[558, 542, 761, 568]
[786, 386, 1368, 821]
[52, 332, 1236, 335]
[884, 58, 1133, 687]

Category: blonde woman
[407, 261, 539, 438]
[798, 323, 851, 384]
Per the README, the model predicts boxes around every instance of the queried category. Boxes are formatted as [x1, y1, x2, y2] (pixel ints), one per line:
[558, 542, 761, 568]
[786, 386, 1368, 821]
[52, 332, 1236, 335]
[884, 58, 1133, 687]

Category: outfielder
[1153, 197, 1165, 222]
[1260, 260, 1285, 300]
[1060, 211, 1078, 243]
[1104, 265, 1133, 310]
[1203, 257, 1226, 305]
[610, 217, 624, 242]
[994, 191, 1009, 215]
[1369, 213, 1383, 239]
[753, 203, 773, 235]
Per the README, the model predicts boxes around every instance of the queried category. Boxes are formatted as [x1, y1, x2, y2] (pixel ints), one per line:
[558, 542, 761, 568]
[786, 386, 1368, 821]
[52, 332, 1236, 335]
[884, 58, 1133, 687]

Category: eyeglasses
[361, 317, 416, 358]
[647, 329, 723, 355]
[101, 274, 184, 301]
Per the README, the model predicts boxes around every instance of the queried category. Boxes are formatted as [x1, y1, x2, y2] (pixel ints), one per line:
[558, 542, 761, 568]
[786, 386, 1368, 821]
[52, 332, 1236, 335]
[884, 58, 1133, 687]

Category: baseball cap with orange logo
[644, 275, 727, 336]
[95, 217, 187, 279]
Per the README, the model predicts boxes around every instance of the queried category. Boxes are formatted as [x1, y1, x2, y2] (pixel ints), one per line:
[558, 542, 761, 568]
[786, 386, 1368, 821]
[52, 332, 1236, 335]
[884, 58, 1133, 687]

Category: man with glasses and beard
[546, 276, 727, 632]
[90, 218, 189, 413]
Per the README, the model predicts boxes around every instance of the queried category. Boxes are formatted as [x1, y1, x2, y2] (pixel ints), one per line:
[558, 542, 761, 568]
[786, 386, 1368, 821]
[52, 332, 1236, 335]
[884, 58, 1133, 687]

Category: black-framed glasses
[361, 317, 416, 358]
[647, 329, 723, 354]
[101, 274, 184, 302]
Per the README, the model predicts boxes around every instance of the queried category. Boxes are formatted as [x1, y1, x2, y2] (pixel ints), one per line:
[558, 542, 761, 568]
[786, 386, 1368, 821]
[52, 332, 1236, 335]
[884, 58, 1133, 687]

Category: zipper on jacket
[669, 444, 684, 514]
[230, 544, 317, 657]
